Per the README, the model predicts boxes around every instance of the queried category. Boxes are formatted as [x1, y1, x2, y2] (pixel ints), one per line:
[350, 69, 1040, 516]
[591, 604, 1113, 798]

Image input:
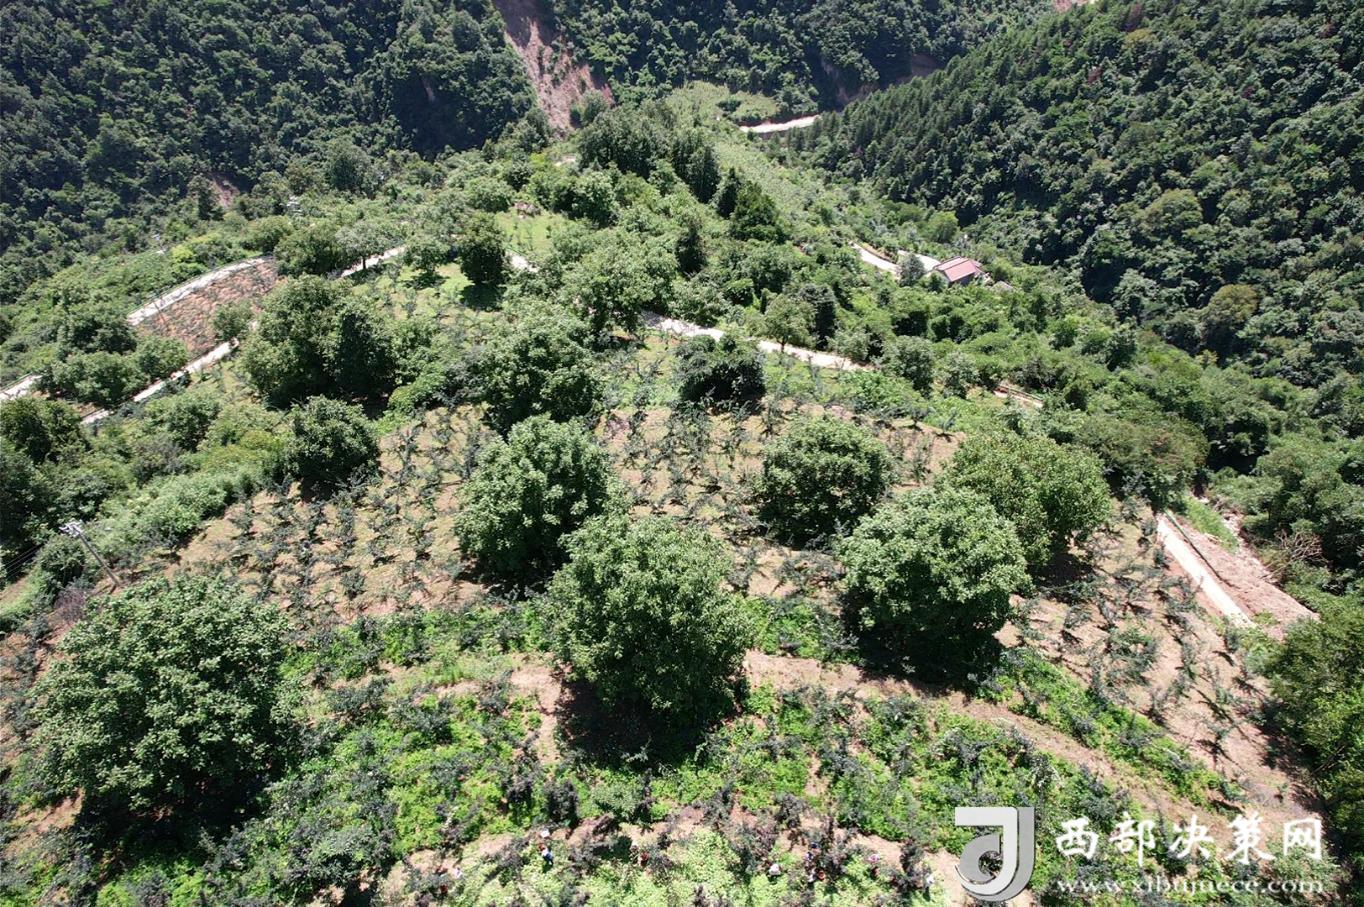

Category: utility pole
[59, 521, 119, 589]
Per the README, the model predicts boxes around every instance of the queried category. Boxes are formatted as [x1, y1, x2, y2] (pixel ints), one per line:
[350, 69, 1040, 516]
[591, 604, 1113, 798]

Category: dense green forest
[550, 0, 1053, 109]
[796, 0, 1364, 389]
[0, 0, 534, 304]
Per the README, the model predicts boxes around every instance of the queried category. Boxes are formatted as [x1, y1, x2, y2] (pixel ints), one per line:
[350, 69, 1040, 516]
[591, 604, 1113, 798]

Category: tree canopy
[242, 278, 398, 404]
[34, 576, 296, 814]
[839, 486, 1029, 677]
[472, 307, 603, 433]
[756, 416, 892, 545]
[455, 416, 619, 583]
[675, 335, 766, 409]
[284, 397, 379, 490]
[548, 516, 751, 722]
[943, 431, 1111, 569]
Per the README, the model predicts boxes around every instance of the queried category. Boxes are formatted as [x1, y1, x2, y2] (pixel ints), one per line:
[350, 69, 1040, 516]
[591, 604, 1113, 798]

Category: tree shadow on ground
[458, 284, 502, 311]
[843, 605, 1003, 694]
[64, 779, 273, 889]
[406, 270, 443, 291]
[553, 675, 745, 770]
[1034, 545, 1102, 592]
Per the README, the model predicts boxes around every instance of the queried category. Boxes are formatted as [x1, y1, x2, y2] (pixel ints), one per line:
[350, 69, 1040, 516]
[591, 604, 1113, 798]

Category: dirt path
[82, 340, 239, 425]
[1156, 516, 1254, 627]
[1163, 515, 1314, 632]
[644, 313, 866, 372]
[3, 258, 276, 406]
[739, 115, 820, 134]
[0, 374, 39, 403]
[851, 241, 940, 276]
[127, 257, 272, 326]
[493, 0, 613, 131]
[331, 245, 405, 279]
[67, 246, 404, 422]
[854, 241, 900, 276]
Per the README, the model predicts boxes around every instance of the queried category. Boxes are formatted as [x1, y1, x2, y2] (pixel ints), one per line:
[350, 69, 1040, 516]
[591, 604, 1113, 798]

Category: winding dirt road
[738, 115, 819, 134]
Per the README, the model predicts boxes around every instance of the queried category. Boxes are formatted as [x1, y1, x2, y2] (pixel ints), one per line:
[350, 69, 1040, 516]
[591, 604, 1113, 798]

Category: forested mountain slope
[0, 0, 533, 303]
[798, 0, 1364, 388]
[547, 0, 1054, 109]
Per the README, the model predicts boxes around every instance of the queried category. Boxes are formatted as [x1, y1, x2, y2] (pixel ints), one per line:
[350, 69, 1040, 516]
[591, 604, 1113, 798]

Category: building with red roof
[932, 256, 986, 286]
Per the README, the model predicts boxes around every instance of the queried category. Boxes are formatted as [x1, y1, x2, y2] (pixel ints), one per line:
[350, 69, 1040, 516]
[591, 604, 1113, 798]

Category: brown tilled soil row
[133, 258, 279, 356]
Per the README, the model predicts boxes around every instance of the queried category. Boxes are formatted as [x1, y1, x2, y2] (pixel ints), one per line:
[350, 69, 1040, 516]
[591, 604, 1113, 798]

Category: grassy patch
[984, 652, 1234, 806]
[1178, 496, 1239, 551]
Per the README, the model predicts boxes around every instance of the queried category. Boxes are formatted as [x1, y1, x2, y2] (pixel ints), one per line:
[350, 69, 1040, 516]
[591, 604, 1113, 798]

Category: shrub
[145, 387, 221, 450]
[134, 336, 190, 380]
[675, 335, 765, 408]
[245, 215, 294, 253]
[0, 397, 83, 463]
[839, 487, 1029, 678]
[465, 175, 513, 212]
[943, 432, 1111, 569]
[275, 221, 349, 275]
[1270, 600, 1364, 862]
[939, 350, 978, 397]
[455, 416, 618, 583]
[756, 416, 892, 545]
[44, 351, 146, 406]
[34, 576, 297, 814]
[284, 397, 378, 490]
[548, 516, 751, 721]
[136, 471, 237, 540]
[33, 535, 91, 593]
[473, 307, 601, 433]
[212, 300, 254, 342]
[456, 212, 507, 286]
[404, 235, 452, 277]
[880, 336, 935, 394]
[0, 441, 51, 572]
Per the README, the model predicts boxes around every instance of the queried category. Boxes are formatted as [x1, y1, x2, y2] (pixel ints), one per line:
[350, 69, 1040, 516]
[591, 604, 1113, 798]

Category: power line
[59, 521, 119, 589]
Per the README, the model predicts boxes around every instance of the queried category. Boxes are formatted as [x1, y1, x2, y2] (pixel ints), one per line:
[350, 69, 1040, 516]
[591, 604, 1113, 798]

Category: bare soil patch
[493, 0, 612, 131]
[133, 258, 278, 356]
[1169, 514, 1314, 634]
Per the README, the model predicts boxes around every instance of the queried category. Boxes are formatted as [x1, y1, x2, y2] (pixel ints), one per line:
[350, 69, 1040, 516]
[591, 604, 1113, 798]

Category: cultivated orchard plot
[0, 17, 1357, 899]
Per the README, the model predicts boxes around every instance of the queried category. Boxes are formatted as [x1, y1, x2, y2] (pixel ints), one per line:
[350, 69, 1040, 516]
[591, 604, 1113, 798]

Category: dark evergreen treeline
[797, 0, 1364, 389]
[0, 0, 534, 303]
[548, 0, 1052, 109]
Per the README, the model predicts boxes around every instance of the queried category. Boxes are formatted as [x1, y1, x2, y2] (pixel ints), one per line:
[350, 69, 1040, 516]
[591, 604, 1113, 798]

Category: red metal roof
[933, 256, 985, 283]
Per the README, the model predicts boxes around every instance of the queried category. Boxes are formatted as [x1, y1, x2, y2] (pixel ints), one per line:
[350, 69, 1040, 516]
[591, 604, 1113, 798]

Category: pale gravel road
[738, 115, 819, 134]
[1156, 515, 1255, 626]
